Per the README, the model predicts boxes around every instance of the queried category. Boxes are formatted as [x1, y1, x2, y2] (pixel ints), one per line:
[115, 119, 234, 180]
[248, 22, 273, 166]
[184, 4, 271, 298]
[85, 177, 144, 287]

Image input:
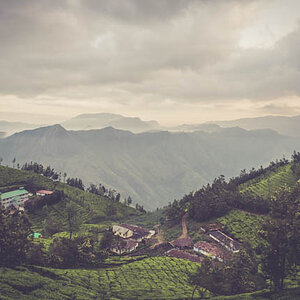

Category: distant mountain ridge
[0, 120, 40, 137]
[206, 115, 300, 137]
[1, 124, 300, 209]
[63, 113, 160, 133]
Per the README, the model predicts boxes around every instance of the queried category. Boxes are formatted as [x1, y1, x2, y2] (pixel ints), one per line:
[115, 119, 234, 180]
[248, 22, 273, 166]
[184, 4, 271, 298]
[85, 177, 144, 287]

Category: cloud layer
[0, 0, 300, 124]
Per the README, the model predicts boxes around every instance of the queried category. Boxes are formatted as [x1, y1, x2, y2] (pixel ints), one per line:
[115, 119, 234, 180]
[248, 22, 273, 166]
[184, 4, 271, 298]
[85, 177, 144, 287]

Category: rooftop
[171, 237, 193, 248]
[0, 188, 29, 200]
[120, 224, 150, 236]
[209, 231, 241, 251]
[37, 190, 54, 195]
[167, 249, 202, 263]
[194, 241, 225, 258]
[112, 239, 138, 251]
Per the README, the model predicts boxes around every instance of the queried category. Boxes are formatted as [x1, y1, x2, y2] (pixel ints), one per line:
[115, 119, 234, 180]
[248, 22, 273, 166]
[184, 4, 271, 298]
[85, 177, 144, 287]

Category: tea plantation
[217, 210, 265, 250]
[239, 164, 298, 199]
[0, 257, 205, 300]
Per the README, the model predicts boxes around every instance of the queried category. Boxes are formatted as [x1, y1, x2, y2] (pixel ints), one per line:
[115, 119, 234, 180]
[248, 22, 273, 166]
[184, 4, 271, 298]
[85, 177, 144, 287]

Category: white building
[0, 187, 29, 208]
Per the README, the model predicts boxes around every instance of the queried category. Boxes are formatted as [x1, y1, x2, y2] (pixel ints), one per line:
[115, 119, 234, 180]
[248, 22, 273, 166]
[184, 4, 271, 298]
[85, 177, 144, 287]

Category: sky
[0, 0, 300, 125]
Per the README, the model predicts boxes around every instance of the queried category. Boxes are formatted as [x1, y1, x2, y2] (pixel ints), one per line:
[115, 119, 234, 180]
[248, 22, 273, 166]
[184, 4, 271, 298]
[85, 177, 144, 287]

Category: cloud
[0, 0, 299, 124]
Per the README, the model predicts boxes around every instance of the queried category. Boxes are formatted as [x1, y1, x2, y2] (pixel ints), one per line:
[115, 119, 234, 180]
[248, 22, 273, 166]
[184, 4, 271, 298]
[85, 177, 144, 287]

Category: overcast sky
[0, 0, 300, 125]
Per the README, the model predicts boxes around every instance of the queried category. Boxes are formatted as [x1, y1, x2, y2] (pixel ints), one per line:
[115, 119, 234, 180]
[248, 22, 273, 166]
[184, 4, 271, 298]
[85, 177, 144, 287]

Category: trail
[179, 213, 189, 239]
[151, 224, 165, 248]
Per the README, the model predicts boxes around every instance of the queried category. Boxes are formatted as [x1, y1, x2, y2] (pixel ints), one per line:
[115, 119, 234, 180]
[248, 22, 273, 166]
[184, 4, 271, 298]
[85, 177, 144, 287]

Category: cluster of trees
[189, 249, 264, 298]
[48, 237, 107, 268]
[24, 191, 65, 213]
[66, 177, 85, 190]
[260, 185, 300, 291]
[0, 207, 32, 267]
[0, 206, 107, 268]
[22, 162, 60, 180]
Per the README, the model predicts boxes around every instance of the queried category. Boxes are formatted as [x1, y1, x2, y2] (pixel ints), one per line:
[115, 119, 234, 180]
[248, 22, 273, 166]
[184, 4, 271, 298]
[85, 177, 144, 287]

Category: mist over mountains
[0, 123, 299, 209]
[62, 113, 160, 133]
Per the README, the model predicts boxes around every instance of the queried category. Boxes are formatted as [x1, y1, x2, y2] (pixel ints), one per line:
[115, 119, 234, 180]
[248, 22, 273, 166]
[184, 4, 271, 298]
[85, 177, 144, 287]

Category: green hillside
[0, 257, 204, 300]
[239, 164, 298, 199]
[0, 166, 138, 231]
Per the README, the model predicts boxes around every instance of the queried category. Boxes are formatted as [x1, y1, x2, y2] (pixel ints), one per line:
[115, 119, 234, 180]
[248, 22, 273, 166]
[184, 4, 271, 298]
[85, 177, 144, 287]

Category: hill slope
[0, 166, 137, 229]
[1, 125, 300, 209]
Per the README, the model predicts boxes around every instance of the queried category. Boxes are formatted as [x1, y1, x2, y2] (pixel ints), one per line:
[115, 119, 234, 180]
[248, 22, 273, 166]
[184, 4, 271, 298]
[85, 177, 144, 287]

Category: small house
[36, 190, 54, 197]
[171, 237, 193, 250]
[194, 241, 225, 262]
[110, 239, 138, 255]
[200, 223, 221, 233]
[166, 249, 202, 263]
[112, 224, 155, 242]
[209, 231, 241, 253]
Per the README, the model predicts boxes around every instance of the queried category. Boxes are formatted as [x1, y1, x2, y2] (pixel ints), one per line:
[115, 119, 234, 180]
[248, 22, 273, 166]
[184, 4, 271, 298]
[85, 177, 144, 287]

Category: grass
[0, 257, 206, 299]
[239, 164, 298, 199]
[217, 210, 265, 250]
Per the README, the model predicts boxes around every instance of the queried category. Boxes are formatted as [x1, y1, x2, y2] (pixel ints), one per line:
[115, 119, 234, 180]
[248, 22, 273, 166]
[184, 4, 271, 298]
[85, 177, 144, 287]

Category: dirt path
[151, 224, 165, 248]
[179, 213, 189, 239]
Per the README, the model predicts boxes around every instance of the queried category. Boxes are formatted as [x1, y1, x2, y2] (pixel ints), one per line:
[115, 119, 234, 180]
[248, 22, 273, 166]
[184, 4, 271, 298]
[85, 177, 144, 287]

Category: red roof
[37, 190, 53, 195]
[171, 237, 193, 248]
[167, 249, 202, 263]
[194, 241, 225, 258]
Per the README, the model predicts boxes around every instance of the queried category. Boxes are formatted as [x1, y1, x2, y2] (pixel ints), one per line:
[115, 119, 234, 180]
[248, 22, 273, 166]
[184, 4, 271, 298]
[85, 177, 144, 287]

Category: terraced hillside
[239, 164, 298, 199]
[0, 257, 204, 300]
[0, 166, 138, 230]
[217, 210, 266, 250]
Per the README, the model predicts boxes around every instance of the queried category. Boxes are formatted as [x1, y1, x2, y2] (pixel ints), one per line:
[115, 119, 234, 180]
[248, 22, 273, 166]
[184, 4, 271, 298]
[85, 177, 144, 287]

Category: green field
[217, 210, 265, 250]
[0, 257, 205, 300]
[239, 164, 298, 199]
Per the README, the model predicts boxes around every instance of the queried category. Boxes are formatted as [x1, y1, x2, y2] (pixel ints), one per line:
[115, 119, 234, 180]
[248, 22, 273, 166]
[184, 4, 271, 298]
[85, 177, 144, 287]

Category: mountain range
[62, 113, 160, 133]
[0, 124, 299, 209]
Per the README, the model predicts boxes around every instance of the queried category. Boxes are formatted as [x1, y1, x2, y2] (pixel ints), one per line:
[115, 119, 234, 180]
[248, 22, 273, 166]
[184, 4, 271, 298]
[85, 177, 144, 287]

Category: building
[110, 239, 138, 255]
[209, 231, 241, 253]
[166, 249, 202, 263]
[112, 225, 134, 239]
[194, 241, 225, 262]
[112, 224, 155, 242]
[0, 187, 29, 209]
[200, 223, 222, 233]
[36, 190, 54, 196]
[171, 237, 193, 250]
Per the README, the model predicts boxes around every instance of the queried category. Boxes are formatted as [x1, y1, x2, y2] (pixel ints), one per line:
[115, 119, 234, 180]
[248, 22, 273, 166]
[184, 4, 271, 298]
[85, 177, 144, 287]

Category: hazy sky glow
[0, 0, 300, 125]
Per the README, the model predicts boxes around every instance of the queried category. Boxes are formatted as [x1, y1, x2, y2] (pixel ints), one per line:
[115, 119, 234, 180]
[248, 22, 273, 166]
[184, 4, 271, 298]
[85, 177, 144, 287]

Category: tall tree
[12, 157, 16, 168]
[260, 185, 300, 291]
[0, 207, 32, 266]
[66, 202, 82, 239]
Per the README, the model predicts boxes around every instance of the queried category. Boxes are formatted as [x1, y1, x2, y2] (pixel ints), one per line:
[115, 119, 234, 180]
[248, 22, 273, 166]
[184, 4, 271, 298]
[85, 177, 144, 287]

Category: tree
[12, 157, 16, 168]
[0, 207, 33, 266]
[127, 196, 132, 205]
[0, 157, 3, 165]
[260, 185, 300, 291]
[115, 193, 121, 202]
[63, 172, 67, 184]
[43, 216, 62, 236]
[189, 258, 212, 299]
[66, 202, 82, 239]
[100, 228, 114, 250]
